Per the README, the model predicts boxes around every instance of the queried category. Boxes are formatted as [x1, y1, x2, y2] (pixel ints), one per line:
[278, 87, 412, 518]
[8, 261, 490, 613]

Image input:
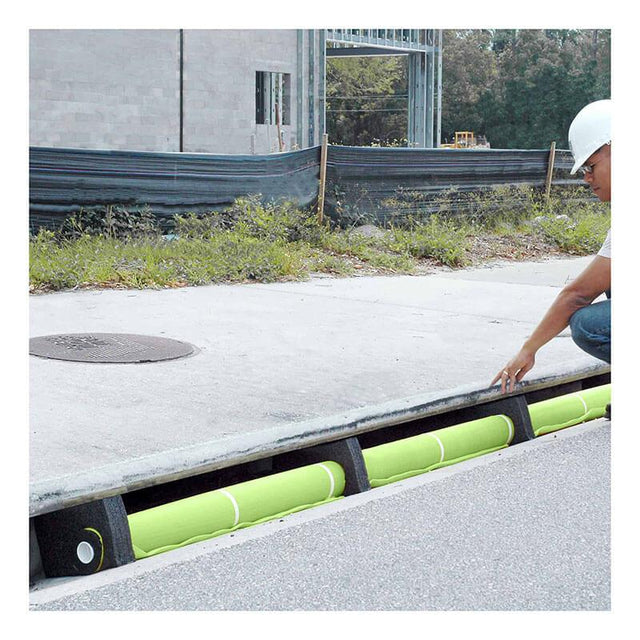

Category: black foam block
[34, 496, 135, 578]
[278, 436, 371, 496]
[466, 394, 535, 444]
[29, 519, 45, 585]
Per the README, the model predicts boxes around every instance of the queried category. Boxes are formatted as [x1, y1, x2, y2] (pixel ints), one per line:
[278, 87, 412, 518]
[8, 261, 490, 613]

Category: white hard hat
[568, 99, 611, 175]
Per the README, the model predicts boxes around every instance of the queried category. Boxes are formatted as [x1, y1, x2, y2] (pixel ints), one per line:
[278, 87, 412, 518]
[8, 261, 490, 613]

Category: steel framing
[324, 28, 442, 147]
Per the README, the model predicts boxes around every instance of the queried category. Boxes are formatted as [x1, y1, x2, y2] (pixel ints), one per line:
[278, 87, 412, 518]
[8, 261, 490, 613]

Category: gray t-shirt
[598, 229, 611, 258]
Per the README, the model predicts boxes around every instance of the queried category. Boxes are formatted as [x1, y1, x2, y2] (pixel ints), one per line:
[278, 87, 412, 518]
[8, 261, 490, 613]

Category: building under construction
[29, 29, 443, 154]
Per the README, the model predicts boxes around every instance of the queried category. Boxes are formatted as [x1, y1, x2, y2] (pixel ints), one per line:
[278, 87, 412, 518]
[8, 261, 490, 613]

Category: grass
[29, 187, 611, 293]
[29, 231, 312, 291]
[389, 217, 472, 267]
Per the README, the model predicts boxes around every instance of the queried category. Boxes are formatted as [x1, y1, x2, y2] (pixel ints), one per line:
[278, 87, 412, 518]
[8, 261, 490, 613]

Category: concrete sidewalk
[29, 256, 606, 513]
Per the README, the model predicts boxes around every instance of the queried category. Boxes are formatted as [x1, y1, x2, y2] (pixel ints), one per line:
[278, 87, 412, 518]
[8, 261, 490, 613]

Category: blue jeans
[569, 293, 611, 364]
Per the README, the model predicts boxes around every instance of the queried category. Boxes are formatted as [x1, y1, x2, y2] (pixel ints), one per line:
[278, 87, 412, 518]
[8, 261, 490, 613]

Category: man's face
[582, 143, 611, 202]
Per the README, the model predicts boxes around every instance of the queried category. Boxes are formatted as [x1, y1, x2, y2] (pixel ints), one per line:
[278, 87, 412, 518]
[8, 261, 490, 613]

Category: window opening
[256, 71, 291, 125]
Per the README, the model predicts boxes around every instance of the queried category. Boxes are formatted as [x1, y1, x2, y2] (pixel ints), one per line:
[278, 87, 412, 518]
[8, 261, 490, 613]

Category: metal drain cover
[29, 333, 196, 363]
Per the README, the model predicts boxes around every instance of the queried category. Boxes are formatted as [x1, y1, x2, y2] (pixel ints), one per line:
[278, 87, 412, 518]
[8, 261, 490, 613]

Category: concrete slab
[436, 255, 593, 286]
[30, 256, 606, 513]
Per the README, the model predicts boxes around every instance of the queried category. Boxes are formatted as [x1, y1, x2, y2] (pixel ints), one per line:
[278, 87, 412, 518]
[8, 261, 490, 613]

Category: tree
[326, 55, 408, 146]
[325, 30, 611, 149]
[447, 29, 611, 149]
[440, 30, 498, 143]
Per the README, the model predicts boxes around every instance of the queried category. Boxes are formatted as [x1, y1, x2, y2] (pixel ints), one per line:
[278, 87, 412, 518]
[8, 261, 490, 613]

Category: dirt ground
[341, 230, 569, 278]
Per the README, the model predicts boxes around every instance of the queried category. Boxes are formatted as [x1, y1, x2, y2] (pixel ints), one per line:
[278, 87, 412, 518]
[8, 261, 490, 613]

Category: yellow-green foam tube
[528, 383, 611, 436]
[128, 461, 345, 559]
[363, 414, 514, 488]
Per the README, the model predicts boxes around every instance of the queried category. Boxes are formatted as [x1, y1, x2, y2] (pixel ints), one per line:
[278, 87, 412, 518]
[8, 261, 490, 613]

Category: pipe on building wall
[179, 29, 184, 152]
[436, 29, 443, 148]
[297, 30, 304, 148]
[308, 29, 315, 147]
[320, 29, 326, 137]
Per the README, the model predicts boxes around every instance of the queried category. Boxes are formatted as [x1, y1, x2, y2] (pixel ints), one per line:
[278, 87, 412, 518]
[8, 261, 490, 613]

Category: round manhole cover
[29, 333, 197, 363]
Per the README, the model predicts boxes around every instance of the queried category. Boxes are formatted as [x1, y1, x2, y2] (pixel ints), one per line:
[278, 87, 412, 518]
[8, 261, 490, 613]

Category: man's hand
[489, 255, 610, 394]
[491, 348, 536, 394]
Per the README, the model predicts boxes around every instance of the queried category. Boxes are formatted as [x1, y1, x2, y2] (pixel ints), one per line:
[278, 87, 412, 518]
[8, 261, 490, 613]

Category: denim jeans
[569, 293, 611, 364]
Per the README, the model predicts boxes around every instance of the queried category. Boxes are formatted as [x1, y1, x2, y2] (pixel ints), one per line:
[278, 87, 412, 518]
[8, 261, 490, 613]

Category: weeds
[29, 187, 611, 292]
[390, 216, 471, 267]
[29, 230, 310, 291]
[534, 210, 610, 254]
[58, 204, 161, 239]
[175, 196, 323, 245]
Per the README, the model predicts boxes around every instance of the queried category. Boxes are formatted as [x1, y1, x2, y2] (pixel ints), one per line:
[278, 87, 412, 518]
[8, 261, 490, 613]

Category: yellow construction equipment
[440, 131, 490, 149]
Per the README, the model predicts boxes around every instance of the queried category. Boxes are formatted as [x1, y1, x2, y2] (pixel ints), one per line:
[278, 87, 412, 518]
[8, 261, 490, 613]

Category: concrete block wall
[183, 30, 298, 154]
[29, 29, 323, 154]
[30, 30, 180, 151]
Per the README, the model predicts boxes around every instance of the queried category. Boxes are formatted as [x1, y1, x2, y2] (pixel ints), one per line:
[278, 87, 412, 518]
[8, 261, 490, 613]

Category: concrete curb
[30, 360, 609, 517]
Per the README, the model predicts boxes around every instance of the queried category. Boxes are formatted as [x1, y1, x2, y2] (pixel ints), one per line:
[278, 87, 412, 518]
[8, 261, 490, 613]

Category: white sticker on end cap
[76, 541, 95, 564]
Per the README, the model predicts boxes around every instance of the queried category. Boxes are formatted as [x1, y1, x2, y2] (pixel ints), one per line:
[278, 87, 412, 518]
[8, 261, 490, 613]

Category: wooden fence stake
[317, 133, 329, 225]
[545, 141, 557, 203]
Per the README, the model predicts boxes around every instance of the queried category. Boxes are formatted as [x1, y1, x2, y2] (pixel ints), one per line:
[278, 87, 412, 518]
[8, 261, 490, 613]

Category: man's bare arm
[490, 255, 611, 393]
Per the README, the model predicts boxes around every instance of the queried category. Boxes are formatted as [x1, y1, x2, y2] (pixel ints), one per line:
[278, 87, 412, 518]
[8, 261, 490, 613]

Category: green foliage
[302, 248, 355, 276]
[338, 183, 603, 238]
[434, 185, 542, 230]
[319, 228, 415, 272]
[326, 55, 408, 146]
[169, 233, 307, 284]
[174, 196, 324, 245]
[172, 211, 232, 239]
[439, 29, 498, 143]
[390, 216, 471, 267]
[230, 196, 323, 244]
[57, 204, 160, 240]
[442, 29, 610, 149]
[29, 230, 311, 291]
[366, 184, 546, 231]
[325, 30, 610, 149]
[534, 202, 610, 254]
[29, 191, 610, 292]
[329, 182, 384, 229]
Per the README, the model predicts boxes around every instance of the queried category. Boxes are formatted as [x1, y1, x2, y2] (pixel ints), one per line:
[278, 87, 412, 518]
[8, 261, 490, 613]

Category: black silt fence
[29, 145, 585, 233]
[29, 146, 321, 233]
[323, 146, 581, 225]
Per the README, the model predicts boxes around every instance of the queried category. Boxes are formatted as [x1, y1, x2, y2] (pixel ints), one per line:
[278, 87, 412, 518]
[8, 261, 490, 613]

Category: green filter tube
[528, 383, 611, 436]
[363, 414, 514, 488]
[128, 461, 345, 559]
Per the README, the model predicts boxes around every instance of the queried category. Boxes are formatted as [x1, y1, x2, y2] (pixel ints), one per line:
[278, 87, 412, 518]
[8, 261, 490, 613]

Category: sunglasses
[577, 141, 610, 176]
[578, 163, 595, 176]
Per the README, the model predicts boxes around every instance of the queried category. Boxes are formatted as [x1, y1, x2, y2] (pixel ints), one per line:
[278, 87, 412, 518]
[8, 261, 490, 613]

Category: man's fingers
[492, 354, 534, 394]
[501, 369, 510, 394]
[491, 363, 531, 394]
[491, 368, 514, 393]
